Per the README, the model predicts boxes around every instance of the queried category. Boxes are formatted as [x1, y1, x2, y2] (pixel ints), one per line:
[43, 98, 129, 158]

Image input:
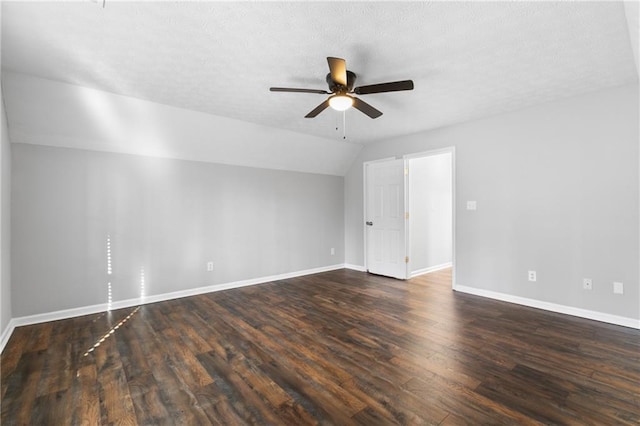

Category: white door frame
[403, 147, 456, 288]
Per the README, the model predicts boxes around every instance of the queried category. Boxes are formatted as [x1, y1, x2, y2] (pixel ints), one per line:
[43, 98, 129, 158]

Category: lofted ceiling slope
[1, 1, 638, 174]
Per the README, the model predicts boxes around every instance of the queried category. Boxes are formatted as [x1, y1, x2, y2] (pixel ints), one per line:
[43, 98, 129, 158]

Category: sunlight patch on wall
[106, 235, 113, 310]
[79, 83, 169, 158]
[107, 282, 112, 311]
[80, 87, 126, 145]
[140, 267, 146, 300]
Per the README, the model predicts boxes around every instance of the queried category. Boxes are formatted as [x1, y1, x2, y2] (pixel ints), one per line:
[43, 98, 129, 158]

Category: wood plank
[94, 336, 137, 425]
[73, 364, 101, 425]
[1, 350, 47, 425]
[1, 326, 35, 400]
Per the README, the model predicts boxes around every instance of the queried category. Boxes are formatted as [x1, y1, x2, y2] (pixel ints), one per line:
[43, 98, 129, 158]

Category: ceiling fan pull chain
[343, 111, 346, 140]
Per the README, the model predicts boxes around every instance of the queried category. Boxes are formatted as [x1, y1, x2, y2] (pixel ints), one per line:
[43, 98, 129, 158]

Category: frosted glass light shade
[329, 95, 353, 111]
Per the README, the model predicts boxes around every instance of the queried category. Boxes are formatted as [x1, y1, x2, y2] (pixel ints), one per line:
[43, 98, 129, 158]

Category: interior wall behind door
[409, 153, 452, 276]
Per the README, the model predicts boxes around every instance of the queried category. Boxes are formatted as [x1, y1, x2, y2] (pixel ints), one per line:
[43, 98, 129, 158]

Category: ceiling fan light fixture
[329, 94, 353, 111]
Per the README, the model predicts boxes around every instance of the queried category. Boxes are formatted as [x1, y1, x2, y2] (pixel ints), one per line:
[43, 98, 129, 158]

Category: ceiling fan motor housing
[326, 70, 356, 93]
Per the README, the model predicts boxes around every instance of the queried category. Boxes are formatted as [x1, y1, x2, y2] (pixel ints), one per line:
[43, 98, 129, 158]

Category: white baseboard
[0, 263, 345, 353]
[0, 318, 17, 353]
[7, 266, 634, 354]
[344, 263, 366, 272]
[409, 262, 452, 278]
[454, 284, 640, 330]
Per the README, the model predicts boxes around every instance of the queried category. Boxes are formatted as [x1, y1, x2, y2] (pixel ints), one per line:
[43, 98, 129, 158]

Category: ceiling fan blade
[354, 80, 414, 95]
[270, 87, 329, 94]
[327, 57, 347, 87]
[305, 99, 331, 118]
[352, 97, 383, 119]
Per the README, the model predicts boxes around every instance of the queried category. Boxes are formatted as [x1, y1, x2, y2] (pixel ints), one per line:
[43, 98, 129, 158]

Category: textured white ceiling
[1, 1, 638, 147]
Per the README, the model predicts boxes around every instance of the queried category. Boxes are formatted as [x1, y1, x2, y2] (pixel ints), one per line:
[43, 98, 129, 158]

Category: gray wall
[1, 85, 12, 333]
[345, 84, 639, 320]
[409, 153, 452, 274]
[12, 144, 344, 317]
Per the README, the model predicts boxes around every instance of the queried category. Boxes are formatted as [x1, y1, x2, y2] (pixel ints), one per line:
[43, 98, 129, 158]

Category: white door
[365, 159, 407, 279]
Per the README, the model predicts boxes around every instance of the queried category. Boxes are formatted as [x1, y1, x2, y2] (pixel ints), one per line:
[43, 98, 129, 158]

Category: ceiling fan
[270, 57, 414, 119]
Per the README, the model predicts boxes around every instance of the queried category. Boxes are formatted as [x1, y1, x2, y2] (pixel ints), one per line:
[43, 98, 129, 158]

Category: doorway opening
[364, 148, 455, 286]
[406, 150, 453, 279]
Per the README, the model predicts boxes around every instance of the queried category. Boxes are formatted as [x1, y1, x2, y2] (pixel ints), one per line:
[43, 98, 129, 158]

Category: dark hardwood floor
[1, 268, 639, 424]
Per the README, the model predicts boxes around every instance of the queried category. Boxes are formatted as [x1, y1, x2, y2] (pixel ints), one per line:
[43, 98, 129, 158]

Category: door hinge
[405, 212, 409, 219]
[405, 256, 409, 263]
[404, 167, 409, 176]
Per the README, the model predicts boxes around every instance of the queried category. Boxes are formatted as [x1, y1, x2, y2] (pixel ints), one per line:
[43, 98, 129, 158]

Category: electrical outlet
[528, 271, 536, 282]
[466, 201, 477, 210]
[330, 247, 335, 255]
[207, 261, 214, 272]
[583, 278, 593, 290]
[613, 282, 623, 294]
